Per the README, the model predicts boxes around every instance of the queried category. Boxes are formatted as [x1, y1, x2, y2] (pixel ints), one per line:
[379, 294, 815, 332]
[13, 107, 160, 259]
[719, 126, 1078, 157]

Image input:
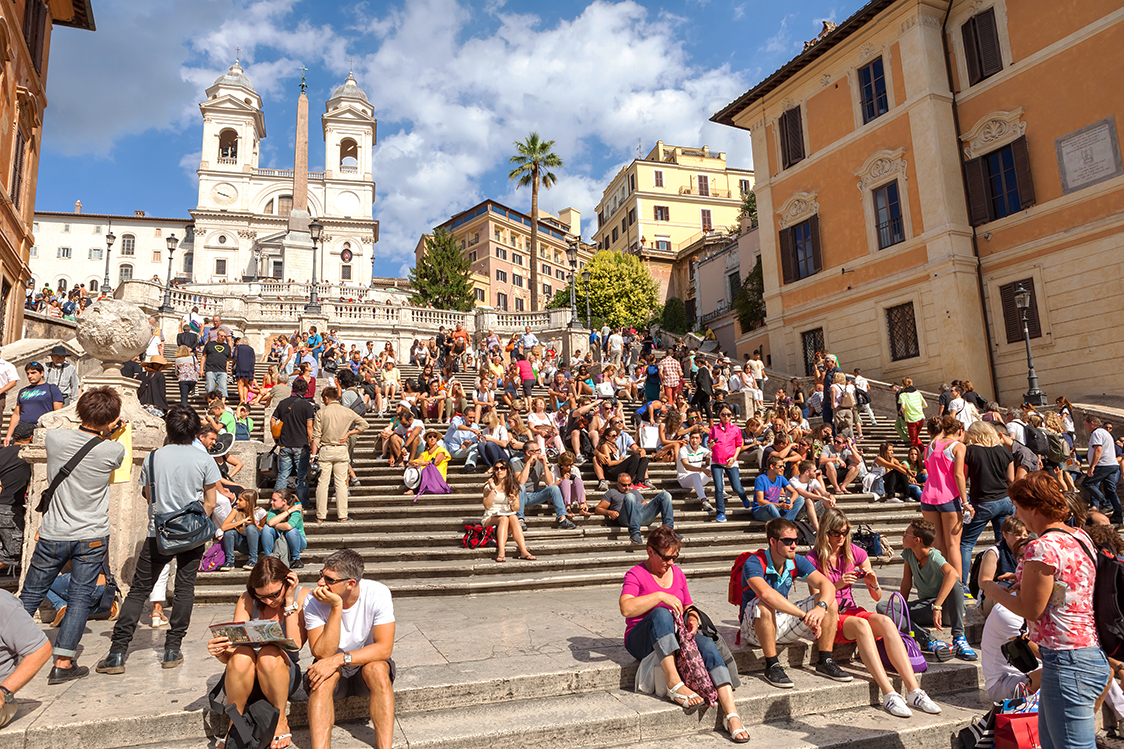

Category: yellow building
[594, 142, 753, 303]
[713, 0, 1124, 405]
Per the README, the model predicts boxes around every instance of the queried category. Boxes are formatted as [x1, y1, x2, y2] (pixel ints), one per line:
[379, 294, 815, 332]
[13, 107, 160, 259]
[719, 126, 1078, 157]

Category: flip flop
[495, 556, 506, 563]
[270, 734, 292, 749]
[519, 553, 537, 561]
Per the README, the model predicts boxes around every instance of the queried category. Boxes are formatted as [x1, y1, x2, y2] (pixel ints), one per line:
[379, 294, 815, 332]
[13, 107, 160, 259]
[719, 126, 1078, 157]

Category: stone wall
[22, 309, 78, 341]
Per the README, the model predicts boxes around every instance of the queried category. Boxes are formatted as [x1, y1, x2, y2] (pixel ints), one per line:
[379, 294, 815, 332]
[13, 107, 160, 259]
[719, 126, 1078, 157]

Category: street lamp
[158, 233, 178, 313]
[1014, 282, 1047, 406]
[566, 240, 579, 328]
[102, 228, 116, 295]
[307, 219, 323, 314]
[582, 266, 591, 330]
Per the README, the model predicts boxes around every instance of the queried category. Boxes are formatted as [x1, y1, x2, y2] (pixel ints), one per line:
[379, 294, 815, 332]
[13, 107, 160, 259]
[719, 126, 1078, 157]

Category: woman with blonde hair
[806, 509, 941, 718]
[527, 397, 564, 456]
[960, 421, 1015, 578]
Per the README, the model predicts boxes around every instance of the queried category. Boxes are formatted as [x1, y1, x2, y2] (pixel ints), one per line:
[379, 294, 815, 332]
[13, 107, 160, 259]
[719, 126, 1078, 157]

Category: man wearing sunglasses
[738, 518, 851, 689]
[593, 471, 675, 546]
[303, 549, 395, 749]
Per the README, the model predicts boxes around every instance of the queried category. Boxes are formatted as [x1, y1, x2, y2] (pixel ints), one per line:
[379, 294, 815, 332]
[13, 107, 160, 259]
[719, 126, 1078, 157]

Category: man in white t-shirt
[947, 387, 974, 431]
[676, 429, 712, 513]
[304, 549, 396, 749]
[1084, 415, 1122, 523]
[787, 460, 834, 531]
[979, 602, 1039, 702]
[608, 329, 624, 367]
[852, 368, 878, 426]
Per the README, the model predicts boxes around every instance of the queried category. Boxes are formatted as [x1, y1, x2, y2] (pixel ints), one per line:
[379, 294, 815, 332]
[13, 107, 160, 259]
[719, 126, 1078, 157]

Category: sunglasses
[827, 529, 849, 538]
[652, 549, 680, 562]
[776, 537, 799, 546]
[254, 586, 285, 602]
[318, 571, 353, 586]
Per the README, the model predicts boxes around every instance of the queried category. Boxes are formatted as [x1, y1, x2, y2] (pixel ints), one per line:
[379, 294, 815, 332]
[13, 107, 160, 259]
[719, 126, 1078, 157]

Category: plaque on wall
[1054, 116, 1123, 195]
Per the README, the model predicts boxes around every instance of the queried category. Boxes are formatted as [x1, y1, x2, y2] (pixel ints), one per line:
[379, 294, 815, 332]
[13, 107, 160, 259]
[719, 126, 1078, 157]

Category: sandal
[271, 734, 292, 749]
[495, 556, 506, 563]
[723, 713, 750, 743]
[519, 553, 537, 561]
[666, 681, 702, 712]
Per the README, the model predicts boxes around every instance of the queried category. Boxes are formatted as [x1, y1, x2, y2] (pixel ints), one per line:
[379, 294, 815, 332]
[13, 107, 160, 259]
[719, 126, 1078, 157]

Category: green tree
[732, 255, 766, 331]
[546, 250, 659, 328]
[408, 229, 475, 311]
[661, 297, 689, 334]
[509, 132, 563, 310]
[739, 189, 758, 227]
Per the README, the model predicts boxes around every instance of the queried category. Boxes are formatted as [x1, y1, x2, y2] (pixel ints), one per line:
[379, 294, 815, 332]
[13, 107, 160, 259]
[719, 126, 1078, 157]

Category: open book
[209, 619, 298, 650]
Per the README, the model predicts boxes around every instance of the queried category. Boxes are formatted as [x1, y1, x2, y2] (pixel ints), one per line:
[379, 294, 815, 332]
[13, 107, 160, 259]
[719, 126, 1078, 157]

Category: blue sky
[38, 0, 846, 278]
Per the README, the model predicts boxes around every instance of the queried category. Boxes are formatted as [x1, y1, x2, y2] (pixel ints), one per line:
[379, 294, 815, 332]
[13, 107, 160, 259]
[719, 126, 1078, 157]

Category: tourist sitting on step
[302, 548, 397, 749]
[379, 360, 401, 412]
[481, 460, 535, 562]
[416, 378, 446, 422]
[262, 489, 308, 569]
[503, 412, 532, 461]
[552, 451, 589, 517]
[818, 434, 864, 494]
[475, 411, 511, 469]
[527, 397, 564, 457]
[594, 471, 675, 546]
[515, 442, 576, 531]
[594, 423, 652, 492]
[404, 430, 451, 497]
[208, 557, 310, 749]
[738, 517, 853, 689]
[443, 380, 469, 422]
[751, 455, 806, 524]
[220, 490, 267, 571]
[471, 375, 495, 425]
[619, 526, 748, 743]
[359, 368, 383, 414]
[547, 370, 572, 411]
[806, 509, 943, 718]
[296, 362, 316, 402]
[381, 407, 423, 468]
[444, 411, 482, 473]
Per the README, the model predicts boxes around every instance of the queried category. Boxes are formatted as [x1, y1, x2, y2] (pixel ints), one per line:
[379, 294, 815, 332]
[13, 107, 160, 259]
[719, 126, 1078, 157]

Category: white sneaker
[907, 688, 942, 714]
[883, 692, 912, 718]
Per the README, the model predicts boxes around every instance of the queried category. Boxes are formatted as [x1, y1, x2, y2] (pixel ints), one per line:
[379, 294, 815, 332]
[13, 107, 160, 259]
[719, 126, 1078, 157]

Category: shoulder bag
[271, 402, 290, 440]
[148, 451, 216, 555]
[36, 434, 104, 513]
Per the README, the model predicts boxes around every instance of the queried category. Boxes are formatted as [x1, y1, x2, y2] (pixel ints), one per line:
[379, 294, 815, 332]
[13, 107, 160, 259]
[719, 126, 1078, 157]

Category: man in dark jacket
[692, 362, 714, 422]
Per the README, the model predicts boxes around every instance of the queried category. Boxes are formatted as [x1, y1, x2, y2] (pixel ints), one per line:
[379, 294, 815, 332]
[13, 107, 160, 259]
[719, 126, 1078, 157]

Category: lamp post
[1014, 282, 1047, 406]
[566, 240, 579, 328]
[582, 267, 591, 330]
[102, 228, 116, 295]
[158, 234, 178, 314]
[307, 219, 323, 314]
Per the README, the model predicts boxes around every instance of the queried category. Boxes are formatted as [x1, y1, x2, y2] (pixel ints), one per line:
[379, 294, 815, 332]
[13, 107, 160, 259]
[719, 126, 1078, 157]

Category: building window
[496, 269, 507, 282]
[11, 129, 26, 211]
[657, 239, 671, 252]
[496, 247, 507, 260]
[218, 130, 238, 162]
[512, 253, 523, 266]
[779, 106, 806, 169]
[153, 251, 161, 263]
[32, 222, 38, 232]
[468, 250, 477, 262]
[22, 0, 47, 73]
[726, 271, 740, 304]
[62, 224, 70, 233]
[215, 259, 227, 276]
[629, 173, 636, 192]
[779, 216, 822, 284]
[697, 175, 710, 197]
[999, 278, 1042, 345]
[964, 137, 1034, 225]
[858, 57, 889, 123]
[513, 274, 523, 288]
[621, 218, 627, 235]
[118, 264, 134, 283]
[57, 247, 71, 259]
[541, 263, 550, 274]
[29, 245, 37, 257]
[473, 232, 480, 245]
[654, 170, 664, 188]
[654, 206, 669, 221]
[701, 209, 713, 232]
[611, 228, 618, 243]
[556, 269, 566, 280]
[543, 283, 552, 297]
[474, 288, 485, 302]
[57, 278, 67, 292]
[873, 181, 904, 249]
[341, 265, 352, 281]
[94, 225, 101, 234]
[801, 328, 824, 376]
[120, 234, 136, 256]
[271, 260, 282, 278]
[496, 292, 508, 311]
[628, 208, 635, 226]
[88, 279, 98, 292]
[515, 296, 525, 312]
[495, 228, 502, 242]
[886, 302, 921, 361]
[739, 179, 752, 195]
[154, 228, 162, 238]
[184, 252, 194, 274]
[962, 7, 1003, 86]
[460, 239, 466, 250]
[277, 195, 294, 216]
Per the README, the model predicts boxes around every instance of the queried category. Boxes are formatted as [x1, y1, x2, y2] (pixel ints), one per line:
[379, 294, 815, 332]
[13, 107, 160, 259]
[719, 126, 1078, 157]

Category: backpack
[1045, 430, 1072, 464]
[1047, 529, 1124, 660]
[199, 542, 226, 572]
[461, 523, 497, 549]
[855, 387, 871, 406]
[794, 520, 816, 547]
[968, 547, 986, 599]
[840, 386, 856, 409]
[729, 549, 799, 644]
[1022, 423, 1049, 456]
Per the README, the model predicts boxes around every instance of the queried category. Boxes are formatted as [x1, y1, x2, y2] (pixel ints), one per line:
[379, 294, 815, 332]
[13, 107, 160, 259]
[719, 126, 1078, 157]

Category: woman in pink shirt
[620, 526, 748, 743]
[920, 414, 970, 577]
[709, 406, 749, 524]
[516, 357, 535, 401]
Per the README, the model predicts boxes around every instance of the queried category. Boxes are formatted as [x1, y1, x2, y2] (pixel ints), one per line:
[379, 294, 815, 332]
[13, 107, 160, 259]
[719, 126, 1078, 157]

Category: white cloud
[733, 3, 747, 20]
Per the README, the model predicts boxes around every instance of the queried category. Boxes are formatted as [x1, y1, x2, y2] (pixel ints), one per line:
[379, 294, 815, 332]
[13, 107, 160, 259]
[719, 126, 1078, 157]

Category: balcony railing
[678, 186, 732, 198]
[340, 165, 358, 174]
[253, 168, 326, 180]
[877, 216, 905, 249]
[217, 157, 237, 165]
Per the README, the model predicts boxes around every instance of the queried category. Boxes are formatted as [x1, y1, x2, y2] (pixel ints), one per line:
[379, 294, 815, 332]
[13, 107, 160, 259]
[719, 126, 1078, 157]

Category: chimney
[74, 200, 82, 214]
[135, 210, 145, 217]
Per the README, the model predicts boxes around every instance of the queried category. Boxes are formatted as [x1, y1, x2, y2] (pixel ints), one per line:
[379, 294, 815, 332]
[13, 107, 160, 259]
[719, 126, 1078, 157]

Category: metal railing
[877, 216, 905, 249]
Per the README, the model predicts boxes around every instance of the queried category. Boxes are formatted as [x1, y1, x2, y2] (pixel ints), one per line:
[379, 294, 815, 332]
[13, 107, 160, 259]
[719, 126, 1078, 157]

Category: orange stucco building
[714, 0, 1124, 405]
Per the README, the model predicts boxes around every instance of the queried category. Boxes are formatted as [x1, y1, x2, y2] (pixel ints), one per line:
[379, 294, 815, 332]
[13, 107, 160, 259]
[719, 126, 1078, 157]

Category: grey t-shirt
[141, 444, 222, 537]
[41, 430, 126, 541]
[0, 590, 48, 682]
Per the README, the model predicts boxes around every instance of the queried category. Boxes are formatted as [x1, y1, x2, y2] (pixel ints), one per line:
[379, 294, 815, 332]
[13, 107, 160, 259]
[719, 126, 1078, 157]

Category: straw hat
[143, 354, 169, 369]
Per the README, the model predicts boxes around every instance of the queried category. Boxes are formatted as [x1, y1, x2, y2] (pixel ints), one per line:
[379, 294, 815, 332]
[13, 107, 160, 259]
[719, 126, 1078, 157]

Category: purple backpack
[199, 542, 226, 572]
[877, 591, 928, 674]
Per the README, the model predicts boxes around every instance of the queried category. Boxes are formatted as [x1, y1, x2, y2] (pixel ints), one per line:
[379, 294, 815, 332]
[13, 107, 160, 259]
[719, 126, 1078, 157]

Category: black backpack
[968, 547, 985, 599]
[1044, 529, 1124, 660]
[1023, 423, 1050, 456]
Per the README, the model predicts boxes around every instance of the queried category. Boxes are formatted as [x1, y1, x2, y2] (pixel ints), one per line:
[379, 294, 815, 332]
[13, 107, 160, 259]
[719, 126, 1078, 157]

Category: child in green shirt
[262, 488, 307, 569]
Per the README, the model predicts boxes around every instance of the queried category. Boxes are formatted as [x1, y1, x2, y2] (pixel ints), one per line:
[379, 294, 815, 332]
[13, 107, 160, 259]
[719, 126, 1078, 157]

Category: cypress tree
[409, 228, 475, 311]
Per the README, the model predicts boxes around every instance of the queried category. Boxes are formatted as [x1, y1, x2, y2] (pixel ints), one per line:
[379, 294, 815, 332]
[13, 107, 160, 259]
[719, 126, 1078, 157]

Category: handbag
[958, 706, 997, 749]
[639, 424, 660, 451]
[198, 542, 226, 572]
[268, 533, 290, 567]
[1001, 630, 1039, 674]
[995, 696, 1040, 749]
[36, 434, 104, 513]
[877, 591, 928, 674]
[852, 522, 885, 557]
[672, 611, 717, 707]
[207, 676, 280, 749]
[257, 448, 278, 488]
[148, 452, 217, 555]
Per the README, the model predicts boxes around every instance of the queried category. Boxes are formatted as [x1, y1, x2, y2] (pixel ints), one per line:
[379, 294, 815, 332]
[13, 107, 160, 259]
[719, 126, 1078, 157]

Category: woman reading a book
[206, 557, 311, 749]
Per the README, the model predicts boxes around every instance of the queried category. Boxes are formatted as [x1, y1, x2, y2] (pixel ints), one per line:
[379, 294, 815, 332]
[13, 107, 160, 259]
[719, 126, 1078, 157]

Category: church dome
[212, 62, 257, 94]
[329, 73, 369, 104]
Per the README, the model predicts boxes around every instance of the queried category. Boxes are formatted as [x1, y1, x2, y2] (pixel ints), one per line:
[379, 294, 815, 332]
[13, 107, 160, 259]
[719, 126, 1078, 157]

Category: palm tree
[509, 133, 563, 310]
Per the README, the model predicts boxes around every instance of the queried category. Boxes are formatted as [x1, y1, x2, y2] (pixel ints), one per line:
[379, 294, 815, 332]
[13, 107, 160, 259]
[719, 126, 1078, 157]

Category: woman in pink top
[919, 415, 970, 578]
[980, 472, 1108, 749]
[515, 357, 535, 400]
[620, 526, 748, 743]
[708, 406, 749, 523]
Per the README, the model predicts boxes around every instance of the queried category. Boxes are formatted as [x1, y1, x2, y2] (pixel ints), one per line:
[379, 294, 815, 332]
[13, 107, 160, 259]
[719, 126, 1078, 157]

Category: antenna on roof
[638, 138, 642, 158]
[299, 65, 308, 93]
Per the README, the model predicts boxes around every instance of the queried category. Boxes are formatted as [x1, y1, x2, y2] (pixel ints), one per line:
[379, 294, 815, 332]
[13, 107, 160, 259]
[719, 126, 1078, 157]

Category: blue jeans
[275, 446, 308, 492]
[624, 607, 731, 688]
[1084, 464, 1122, 518]
[222, 526, 261, 565]
[517, 485, 566, 520]
[1038, 646, 1110, 749]
[960, 497, 1014, 570]
[19, 536, 108, 657]
[448, 444, 479, 469]
[613, 490, 674, 536]
[46, 574, 110, 617]
[205, 370, 228, 398]
[710, 464, 749, 516]
[261, 526, 307, 561]
[751, 496, 805, 522]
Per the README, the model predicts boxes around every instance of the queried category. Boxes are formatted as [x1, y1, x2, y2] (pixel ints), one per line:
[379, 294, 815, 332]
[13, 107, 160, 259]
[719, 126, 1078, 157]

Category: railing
[409, 308, 470, 329]
[699, 300, 731, 326]
[678, 186, 732, 198]
[252, 168, 326, 180]
[217, 157, 238, 165]
[674, 228, 734, 253]
[877, 216, 905, 249]
[340, 165, 358, 174]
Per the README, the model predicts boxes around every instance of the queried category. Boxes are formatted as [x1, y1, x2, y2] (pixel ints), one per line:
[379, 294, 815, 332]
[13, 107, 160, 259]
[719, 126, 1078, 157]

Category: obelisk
[288, 67, 311, 231]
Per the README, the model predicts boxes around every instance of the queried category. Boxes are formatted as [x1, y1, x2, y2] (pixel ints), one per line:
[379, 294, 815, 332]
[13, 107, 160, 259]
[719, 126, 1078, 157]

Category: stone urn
[75, 298, 153, 375]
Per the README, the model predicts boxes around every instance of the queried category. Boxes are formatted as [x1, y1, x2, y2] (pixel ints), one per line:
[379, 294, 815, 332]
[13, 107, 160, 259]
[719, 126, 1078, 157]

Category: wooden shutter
[807, 214, 822, 274]
[999, 279, 1042, 344]
[10, 129, 25, 212]
[964, 156, 989, 226]
[1010, 135, 1036, 210]
[976, 8, 1003, 78]
[698, 175, 710, 196]
[779, 227, 796, 284]
[961, 18, 982, 86]
[781, 107, 805, 168]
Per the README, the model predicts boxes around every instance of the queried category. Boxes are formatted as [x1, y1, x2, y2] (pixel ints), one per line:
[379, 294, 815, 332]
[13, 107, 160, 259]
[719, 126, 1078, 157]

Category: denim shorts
[923, 497, 962, 513]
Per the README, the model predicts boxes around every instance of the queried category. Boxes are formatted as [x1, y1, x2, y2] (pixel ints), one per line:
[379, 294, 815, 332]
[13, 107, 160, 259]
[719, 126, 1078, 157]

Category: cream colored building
[593, 141, 753, 301]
